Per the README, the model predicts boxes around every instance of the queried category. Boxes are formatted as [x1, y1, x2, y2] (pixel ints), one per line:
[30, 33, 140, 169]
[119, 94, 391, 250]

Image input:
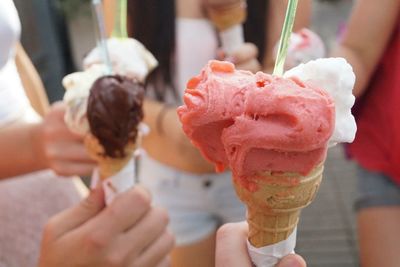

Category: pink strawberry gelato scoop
[177, 60, 335, 189]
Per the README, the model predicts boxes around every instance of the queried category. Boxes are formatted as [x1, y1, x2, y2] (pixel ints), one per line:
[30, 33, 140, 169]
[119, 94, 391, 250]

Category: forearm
[331, 0, 399, 98]
[0, 121, 47, 179]
[142, 99, 215, 173]
[331, 45, 370, 98]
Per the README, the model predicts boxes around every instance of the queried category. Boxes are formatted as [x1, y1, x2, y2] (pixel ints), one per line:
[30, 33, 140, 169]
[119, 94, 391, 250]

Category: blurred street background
[15, 0, 359, 266]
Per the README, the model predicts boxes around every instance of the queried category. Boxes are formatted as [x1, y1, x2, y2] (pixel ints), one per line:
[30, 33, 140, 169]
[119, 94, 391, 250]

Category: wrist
[30, 122, 49, 170]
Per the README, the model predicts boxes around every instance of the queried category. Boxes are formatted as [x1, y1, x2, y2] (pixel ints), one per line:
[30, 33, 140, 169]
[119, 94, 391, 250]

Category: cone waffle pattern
[84, 134, 135, 180]
[233, 164, 323, 247]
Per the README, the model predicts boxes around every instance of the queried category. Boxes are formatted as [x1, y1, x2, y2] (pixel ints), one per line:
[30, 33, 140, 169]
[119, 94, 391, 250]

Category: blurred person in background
[104, 0, 311, 266]
[0, 0, 92, 265]
[332, 0, 400, 266]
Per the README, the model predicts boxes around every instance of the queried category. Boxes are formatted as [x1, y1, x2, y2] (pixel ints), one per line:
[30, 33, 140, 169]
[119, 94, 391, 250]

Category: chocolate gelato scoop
[87, 75, 144, 158]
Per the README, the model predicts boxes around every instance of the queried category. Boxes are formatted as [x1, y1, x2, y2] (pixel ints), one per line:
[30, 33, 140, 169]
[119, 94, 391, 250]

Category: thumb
[276, 254, 307, 267]
[47, 185, 106, 239]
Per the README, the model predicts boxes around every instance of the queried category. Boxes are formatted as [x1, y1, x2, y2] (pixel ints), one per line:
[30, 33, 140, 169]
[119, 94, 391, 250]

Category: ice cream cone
[206, 0, 247, 31]
[84, 134, 136, 180]
[233, 164, 324, 247]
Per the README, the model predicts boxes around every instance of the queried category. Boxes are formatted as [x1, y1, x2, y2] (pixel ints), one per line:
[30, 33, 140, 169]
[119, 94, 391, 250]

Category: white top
[0, 0, 38, 128]
[174, 18, 218, 99]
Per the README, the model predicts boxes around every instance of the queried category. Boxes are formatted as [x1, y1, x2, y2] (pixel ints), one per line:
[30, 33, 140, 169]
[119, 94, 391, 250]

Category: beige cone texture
[233, 164, 324, 247]
[84, 134, 136, 180]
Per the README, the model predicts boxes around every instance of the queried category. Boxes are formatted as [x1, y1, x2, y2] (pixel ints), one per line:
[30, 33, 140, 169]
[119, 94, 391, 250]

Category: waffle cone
[207, 1, 247, 31]
[233, 164, 324, 247]
[84, 134, 135, 180]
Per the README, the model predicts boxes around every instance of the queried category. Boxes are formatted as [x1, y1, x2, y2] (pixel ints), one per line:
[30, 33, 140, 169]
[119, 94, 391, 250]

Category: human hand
[36, 101, 95, 176]
[218, 43, 261, 73]
[38, 185, 174, 267]
[216, 222, 306, 267]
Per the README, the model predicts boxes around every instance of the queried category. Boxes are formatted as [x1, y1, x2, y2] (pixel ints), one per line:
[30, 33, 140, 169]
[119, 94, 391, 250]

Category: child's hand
[39, 186, 174, 267]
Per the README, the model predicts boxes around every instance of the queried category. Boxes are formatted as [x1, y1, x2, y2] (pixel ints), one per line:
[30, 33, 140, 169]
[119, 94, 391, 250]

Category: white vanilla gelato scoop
[284, 57, 357, 146]
[83, 37, 158, 82]
[62, 65, 105, 135]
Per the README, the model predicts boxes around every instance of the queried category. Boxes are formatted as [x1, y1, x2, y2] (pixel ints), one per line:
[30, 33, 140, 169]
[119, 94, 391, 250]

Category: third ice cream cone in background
[234, 164, 323, 247]
[203, 0, 247, 54]
[204, 0, 247, 31]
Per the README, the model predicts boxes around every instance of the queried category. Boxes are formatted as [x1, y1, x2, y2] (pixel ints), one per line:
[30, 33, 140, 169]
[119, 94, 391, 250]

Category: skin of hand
[216, 222, 307, 267]
[38, 185, 175, 267]
[34, 101, 96, 176]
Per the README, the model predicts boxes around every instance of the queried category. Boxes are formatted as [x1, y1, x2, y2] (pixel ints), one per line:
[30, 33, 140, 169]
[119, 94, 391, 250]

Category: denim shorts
[355, 164, 400, 211]
[139, 155, 245, 246]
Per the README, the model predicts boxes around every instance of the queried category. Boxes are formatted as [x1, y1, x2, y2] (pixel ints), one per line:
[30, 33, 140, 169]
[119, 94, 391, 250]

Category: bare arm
[142, 100, 215, 174]
[331, 0, 399, 97]
[263, 0, 311, 71]
[0, 121, 46, 179]
[0, 43, 47, 178]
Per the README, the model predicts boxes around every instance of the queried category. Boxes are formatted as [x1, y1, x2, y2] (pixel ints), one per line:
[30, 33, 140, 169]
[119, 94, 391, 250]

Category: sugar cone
[206, 1, 247, 31]
[84, 134, 135, 180]
[233, 164, 324, 247]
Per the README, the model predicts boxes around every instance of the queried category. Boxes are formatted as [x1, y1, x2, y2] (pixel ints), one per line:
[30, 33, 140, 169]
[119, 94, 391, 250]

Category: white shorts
[139, 155, 246, 246]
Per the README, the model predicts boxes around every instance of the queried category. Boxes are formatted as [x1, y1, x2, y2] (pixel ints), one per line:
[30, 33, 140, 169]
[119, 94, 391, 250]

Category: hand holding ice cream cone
[178, 58, 356, 266]
[203, 0, 247, 31]
[62, 0, 158, 205]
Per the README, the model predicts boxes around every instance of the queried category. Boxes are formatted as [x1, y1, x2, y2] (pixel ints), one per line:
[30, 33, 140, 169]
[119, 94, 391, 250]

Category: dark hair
[128, 0, 267, 101]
